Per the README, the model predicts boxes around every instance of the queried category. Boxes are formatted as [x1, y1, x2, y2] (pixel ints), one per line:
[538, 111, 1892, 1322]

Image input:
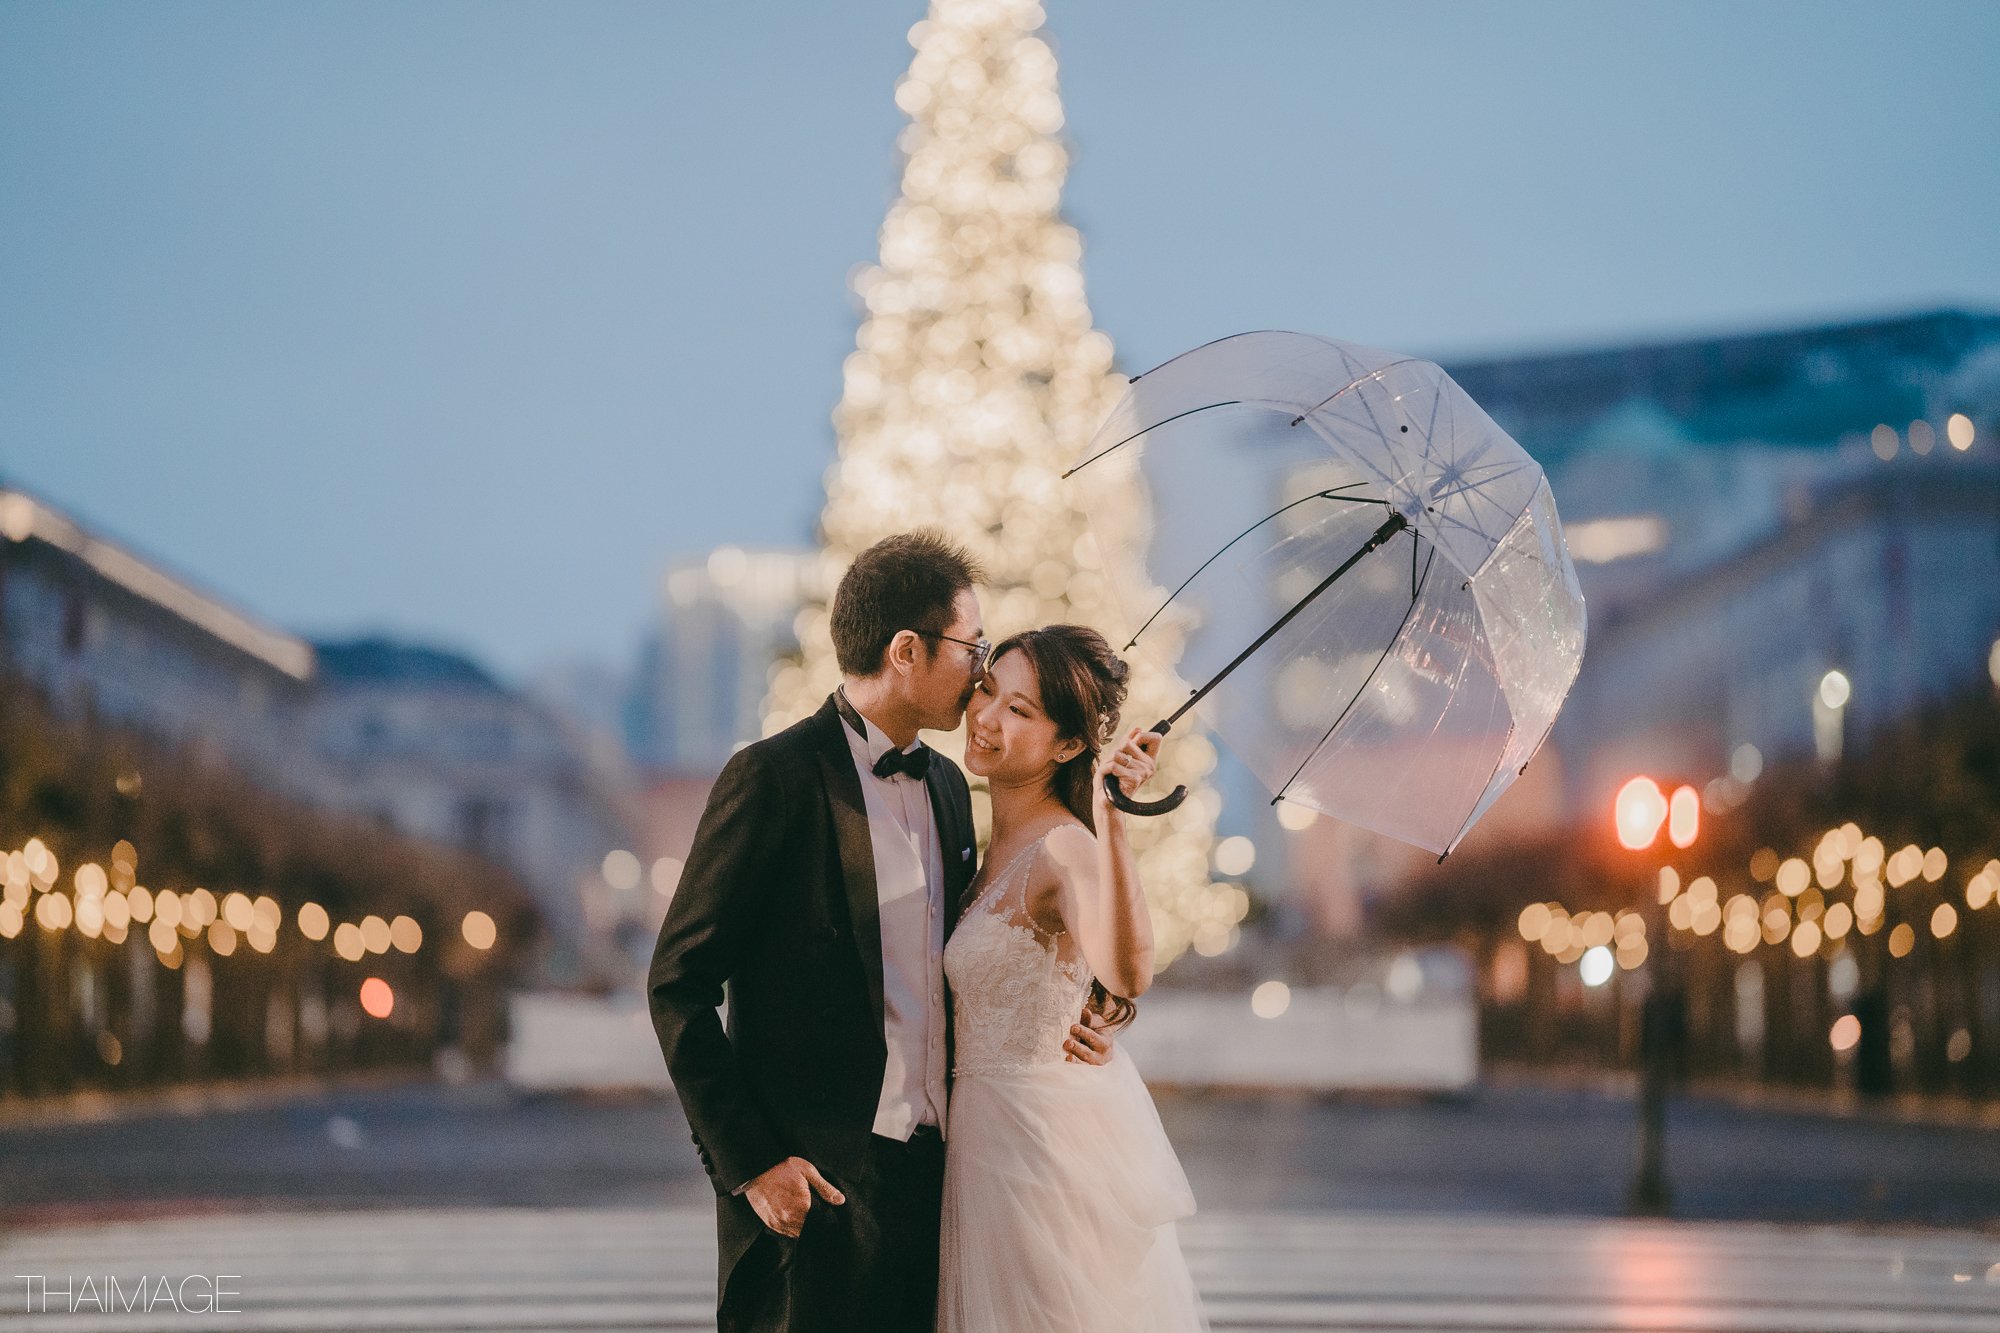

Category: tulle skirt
[938, 1048, 1207, 1333]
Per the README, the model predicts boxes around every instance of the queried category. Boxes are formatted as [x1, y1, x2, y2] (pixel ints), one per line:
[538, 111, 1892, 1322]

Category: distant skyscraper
[625, 547, 825, 775]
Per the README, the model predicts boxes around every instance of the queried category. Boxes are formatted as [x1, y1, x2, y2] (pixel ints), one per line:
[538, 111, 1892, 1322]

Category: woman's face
[963, 649, 1079, 783]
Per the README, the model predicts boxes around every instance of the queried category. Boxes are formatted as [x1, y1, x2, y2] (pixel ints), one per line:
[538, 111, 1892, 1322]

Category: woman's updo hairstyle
[984, 623, 1139, 1028]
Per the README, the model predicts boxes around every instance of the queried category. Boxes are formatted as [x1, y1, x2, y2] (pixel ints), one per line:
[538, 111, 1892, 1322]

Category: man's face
[909, 588, 986, 732]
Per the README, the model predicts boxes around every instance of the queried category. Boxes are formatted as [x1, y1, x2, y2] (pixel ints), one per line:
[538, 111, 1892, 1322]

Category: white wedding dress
[937, 831, 1208, 1333]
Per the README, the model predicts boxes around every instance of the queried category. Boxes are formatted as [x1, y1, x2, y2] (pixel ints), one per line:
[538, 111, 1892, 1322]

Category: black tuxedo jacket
[647, 694, 978, 1196]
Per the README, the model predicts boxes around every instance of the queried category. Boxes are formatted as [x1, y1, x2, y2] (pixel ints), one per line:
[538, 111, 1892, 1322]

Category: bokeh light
[1614, 776, 1668, 850]
[602, 850, 641, 892]
[299, 902, 330, 941]
[359, 978, 395, 1019]
[462, 910, 498, 950]
[1945, 412, 1974, 451]
[1250, 980, 1290, 1019]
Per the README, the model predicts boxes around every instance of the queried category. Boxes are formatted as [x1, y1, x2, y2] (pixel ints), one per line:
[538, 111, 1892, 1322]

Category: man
[649, 530, 1112, 1333]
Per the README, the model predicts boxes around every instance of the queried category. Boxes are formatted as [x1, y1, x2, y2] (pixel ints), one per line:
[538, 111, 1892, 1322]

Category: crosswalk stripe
[1, 1207, 1994, 1332]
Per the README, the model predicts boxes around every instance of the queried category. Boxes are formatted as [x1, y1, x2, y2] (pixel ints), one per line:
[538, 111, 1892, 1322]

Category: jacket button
[815, 924, 838, 941]
[820, 1004, 837, 1020]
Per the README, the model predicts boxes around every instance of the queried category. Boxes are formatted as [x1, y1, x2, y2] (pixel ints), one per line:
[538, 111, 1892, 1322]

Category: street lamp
[1614, 772, 1692, 1216]
[1814, 669, 1850, 763]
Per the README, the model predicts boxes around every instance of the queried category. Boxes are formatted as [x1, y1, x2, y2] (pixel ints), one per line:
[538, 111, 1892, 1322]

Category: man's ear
[886, 629, 921, 678]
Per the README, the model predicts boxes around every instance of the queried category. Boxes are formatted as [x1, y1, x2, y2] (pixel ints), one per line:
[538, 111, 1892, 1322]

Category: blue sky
[4, 1, 1997, 680]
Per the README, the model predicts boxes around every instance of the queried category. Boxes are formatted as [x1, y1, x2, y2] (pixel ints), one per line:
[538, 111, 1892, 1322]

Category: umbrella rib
[1061, 402, 1242, 479]
[1124, 328, 1317, 384]
[1429, 459, 1531, 518]
[1288, 359, 1423, 426]
[1438, 721, 1516, 862]
[1307, 370, 1403, 462]
[1272, 546, 1434, 807]
[1122, 485, 1385, 650]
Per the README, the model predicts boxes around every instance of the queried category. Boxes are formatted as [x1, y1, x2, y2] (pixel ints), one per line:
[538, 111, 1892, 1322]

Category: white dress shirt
[839, 692, 951, 1141]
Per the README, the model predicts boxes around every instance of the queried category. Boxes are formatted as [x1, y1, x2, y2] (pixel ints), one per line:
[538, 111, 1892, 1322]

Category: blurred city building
[1175, 309, 2000, 939]
[622, 546, 825, 775]
[1459, 308, 2000, 814]
[0, 484, 314, 778]
[0, 484, 647, 989]
[301, 638, 650, 985]
[0, 487, 537, 1096]
[618, 548, 828, 942]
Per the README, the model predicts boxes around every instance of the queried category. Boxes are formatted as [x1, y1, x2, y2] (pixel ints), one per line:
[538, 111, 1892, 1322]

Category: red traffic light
[1615, 776, 1668, 850]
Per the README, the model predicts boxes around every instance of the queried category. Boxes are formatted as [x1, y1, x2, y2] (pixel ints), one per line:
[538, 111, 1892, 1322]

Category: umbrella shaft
[1164, 510, 1410, 731]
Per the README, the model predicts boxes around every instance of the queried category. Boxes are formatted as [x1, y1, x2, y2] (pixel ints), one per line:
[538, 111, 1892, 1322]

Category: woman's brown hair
[985, 624, 1140, 1030]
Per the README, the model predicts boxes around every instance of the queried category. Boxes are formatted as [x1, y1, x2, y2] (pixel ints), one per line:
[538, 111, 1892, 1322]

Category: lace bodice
[945, 830, 1093, 1078]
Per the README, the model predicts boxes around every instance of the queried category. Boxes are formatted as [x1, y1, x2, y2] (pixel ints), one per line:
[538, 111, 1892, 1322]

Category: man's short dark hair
[830, 531, 984, 677]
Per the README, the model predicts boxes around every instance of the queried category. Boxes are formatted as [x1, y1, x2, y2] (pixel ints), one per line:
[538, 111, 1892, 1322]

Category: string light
[1510, 822, 1989, 984]
[0, 831, 484, 968]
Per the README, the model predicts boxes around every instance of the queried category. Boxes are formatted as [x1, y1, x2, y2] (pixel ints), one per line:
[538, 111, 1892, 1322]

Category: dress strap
[959, 829, 1051, 926]
[997, 830, 1052, 905]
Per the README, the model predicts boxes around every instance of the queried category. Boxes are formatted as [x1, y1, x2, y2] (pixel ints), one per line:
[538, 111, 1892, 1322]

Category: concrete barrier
[504, 990, 670, 1092]
[1118, 987, 1478, 1093]
[505, 950, 1479, 1096]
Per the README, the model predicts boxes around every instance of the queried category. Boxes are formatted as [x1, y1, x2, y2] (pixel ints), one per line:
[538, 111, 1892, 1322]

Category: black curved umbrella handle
[1102, 719, 1188, 817]
[1103, 773, 1187, 817]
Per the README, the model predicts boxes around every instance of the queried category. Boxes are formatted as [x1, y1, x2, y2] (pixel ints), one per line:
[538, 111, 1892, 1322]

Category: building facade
[0, 484, 645, 986]
[0, 485, 314, 779]
[1463, 310, 2000, 818]
[300, 639, 649, 986]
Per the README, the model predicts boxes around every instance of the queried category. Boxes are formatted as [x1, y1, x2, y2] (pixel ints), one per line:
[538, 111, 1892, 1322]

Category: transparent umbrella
[1070, 331, 1587, 858]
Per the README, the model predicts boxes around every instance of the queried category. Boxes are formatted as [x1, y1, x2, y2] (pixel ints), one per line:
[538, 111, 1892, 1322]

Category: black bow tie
[872, 744, 932, 782]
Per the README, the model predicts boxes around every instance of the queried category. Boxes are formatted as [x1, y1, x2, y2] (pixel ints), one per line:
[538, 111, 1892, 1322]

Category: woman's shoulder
[1034, 820, 1096, 880]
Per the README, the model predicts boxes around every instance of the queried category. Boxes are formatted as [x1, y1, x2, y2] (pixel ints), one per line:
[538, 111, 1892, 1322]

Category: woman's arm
[1043, 727, 1161, 997]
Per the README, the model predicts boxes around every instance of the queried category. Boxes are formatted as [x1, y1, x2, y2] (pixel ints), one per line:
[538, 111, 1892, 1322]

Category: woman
[938, 624, 1208, 1332]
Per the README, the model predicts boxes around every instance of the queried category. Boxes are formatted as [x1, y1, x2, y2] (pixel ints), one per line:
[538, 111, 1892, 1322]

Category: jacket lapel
[812, 698, 885, 1037]
[926, 758, 977, 934]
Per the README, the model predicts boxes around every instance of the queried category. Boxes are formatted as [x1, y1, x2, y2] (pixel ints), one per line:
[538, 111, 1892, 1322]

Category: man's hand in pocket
[743, 1156, 845, 1238]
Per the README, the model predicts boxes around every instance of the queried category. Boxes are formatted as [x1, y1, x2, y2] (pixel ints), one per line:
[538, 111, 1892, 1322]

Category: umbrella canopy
[1069, 331, 1587, 857]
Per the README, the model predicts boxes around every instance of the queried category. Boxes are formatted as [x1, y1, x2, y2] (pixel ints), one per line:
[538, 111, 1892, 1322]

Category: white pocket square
[961, 847, 972, 861]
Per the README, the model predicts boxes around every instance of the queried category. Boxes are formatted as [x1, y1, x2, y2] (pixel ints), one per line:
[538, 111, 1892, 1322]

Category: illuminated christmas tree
[763, 0, 1238, 968]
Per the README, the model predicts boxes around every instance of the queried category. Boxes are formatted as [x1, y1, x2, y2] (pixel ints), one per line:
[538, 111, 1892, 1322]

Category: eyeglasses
[920, 631, 991, 675]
